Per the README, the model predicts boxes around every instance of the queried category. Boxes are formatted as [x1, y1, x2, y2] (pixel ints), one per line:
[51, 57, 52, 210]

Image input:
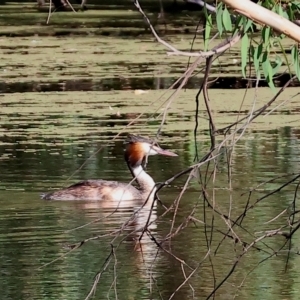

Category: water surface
[1, 104, 300, 299]
[1, 4, 300, 300]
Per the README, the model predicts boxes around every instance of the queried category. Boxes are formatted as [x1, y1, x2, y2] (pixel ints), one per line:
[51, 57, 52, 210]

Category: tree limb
[221, 0, 300, 42]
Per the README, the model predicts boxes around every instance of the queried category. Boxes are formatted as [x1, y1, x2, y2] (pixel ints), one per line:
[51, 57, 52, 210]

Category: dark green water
[1, 128, 300, 299]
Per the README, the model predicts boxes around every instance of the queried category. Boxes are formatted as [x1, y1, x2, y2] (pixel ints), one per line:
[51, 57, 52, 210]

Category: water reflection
[1, 74, 299, 94]
[67, 198, 160, 298]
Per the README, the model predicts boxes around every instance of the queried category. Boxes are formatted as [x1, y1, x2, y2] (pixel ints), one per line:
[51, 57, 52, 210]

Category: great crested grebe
[41, 135, 177, 201]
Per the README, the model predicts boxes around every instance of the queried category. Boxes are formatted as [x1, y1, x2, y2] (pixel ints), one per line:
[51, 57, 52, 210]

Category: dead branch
[134, 0, 242, 57]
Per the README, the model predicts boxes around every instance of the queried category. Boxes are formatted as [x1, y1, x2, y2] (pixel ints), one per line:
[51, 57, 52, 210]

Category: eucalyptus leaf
[204, 14, 212, 51]
[241, 34, 249, 78]
[222, 7, 232, 32]
[216, 3, 223, 36]
[244, 18, 253, 33]
[292, 45, 300, 81]
[253, 45, 263, 78]
[272, 56, 282, 76]
[262, 27, 270, 45]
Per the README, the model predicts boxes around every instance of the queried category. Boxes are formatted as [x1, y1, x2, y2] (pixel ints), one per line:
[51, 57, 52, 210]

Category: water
[2, 3, 300, 300]
[1, 127, 300, 299]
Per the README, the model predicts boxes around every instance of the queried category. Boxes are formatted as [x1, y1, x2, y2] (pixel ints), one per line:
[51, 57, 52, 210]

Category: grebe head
[124, 134, 177, 168]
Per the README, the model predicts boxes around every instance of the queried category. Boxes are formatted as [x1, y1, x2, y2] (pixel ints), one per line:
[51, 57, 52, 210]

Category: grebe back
[41, 134, 177, 201]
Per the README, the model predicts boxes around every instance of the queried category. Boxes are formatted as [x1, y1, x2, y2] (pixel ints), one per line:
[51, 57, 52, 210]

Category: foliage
[205, 0, 300, 91]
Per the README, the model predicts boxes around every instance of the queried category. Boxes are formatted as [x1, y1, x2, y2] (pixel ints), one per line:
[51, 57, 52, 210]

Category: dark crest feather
[125, 134, 154, 145]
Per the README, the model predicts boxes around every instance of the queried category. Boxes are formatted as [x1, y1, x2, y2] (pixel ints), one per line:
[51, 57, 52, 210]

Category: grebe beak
[154, 147, 178, 157]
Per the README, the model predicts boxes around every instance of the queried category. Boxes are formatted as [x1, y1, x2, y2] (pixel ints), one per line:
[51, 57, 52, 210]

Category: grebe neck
[128, 164, 156, 200]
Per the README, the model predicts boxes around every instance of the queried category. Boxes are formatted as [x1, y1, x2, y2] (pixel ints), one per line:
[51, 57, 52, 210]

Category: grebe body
[41, 135, 177, 201]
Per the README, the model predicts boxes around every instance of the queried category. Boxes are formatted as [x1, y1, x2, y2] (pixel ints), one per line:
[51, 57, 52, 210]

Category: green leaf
[261, 51, 276, 92]
[262, 26, 270, 45]
[204, 14, 212, 51]
[261, 51, 269, 78]
[241, 34, 249, 78]
[261, 0, 275, 10]
[232, 15, 243, 36]
[243, 18, 253, 33]
[292, 45, 300, 80]
[255, 43, 263, 61]
[250, 44, 255, 56]
[267, 62, 276, 93]
[291, 1, 300, 11]
[253, 44, 263, 77]
[249, 44, 255, 73]
[278, 40, 292, 76]
[222, 7, 232, 32]
[287, 4, 295, 20]
[272, 56, 282, 76]
[216, 3, 223, 36]
[277, 5, 289, 19]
